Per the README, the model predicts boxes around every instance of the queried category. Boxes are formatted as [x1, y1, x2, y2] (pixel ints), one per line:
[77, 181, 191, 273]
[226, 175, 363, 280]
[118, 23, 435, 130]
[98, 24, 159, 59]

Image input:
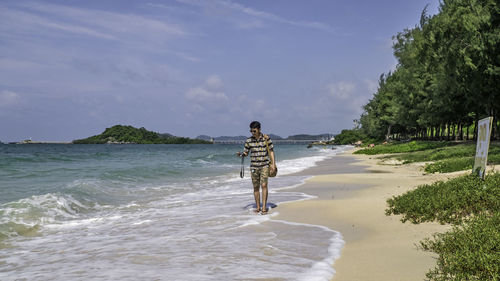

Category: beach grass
[419, 212, 500, 281]
[353, 140, 454, 155]
[356, 141, 500, 173]
[386, 173, 500, 225]
[423, 157, 474, 173]
[424, 153, 500, 173]
[386, 172, 500, 280]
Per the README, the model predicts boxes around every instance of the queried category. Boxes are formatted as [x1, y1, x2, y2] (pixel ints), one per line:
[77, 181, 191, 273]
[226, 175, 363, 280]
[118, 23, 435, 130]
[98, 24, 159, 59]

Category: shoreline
[276, 149, 461, 280]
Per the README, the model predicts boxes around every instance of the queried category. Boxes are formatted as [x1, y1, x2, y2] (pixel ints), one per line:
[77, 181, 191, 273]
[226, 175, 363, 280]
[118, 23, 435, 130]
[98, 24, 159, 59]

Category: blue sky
[0, 0, 439, 142]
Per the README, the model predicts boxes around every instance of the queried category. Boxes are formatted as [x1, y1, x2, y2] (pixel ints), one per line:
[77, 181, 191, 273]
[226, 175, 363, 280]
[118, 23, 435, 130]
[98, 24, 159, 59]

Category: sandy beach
[277, 149, 463, 281]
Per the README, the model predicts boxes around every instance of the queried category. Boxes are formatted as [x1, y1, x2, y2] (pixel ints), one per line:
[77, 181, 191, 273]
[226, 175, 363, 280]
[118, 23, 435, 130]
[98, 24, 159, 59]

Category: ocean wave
[277, 149, 338, 175]
[0, 193, 92, 240]
[0, 144, 353, 280]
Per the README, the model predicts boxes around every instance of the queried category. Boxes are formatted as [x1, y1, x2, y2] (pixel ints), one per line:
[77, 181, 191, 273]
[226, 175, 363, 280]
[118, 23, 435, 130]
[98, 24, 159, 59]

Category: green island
[72, 125, 211, 144]
[356, 141, 499, 280]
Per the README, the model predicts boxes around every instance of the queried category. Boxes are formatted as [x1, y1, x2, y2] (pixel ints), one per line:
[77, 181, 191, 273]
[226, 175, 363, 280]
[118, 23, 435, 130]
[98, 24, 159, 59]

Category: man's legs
[261, 182, 268, 213]
[251, 167, 269, 214]
[260, 166, 270, 214]
[251, 168, 261, 212]
[253, 184, 261, 212]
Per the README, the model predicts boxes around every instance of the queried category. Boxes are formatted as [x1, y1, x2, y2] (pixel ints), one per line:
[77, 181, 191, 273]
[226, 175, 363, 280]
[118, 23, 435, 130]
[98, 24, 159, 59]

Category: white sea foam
[234, 213, 274, 228]
[278, 154, 332, 175]
[273, 220, 345, 281]
[276, 145, 351, 176]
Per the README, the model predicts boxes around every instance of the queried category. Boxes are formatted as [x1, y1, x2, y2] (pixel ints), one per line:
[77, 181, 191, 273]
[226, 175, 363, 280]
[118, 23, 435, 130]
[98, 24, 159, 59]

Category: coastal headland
[276, 148, 474, 280]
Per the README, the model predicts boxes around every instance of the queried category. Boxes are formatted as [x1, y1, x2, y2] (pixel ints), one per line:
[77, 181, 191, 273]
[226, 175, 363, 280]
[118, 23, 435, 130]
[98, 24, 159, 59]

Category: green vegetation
[392, 143, 479, 163]
[354, 139, 500, 279]
[380, 141, 500, 279]
[354, 140, 454, 155]
[386, 173, 500, 224]
[72, 125, 211, 144]
[355, 141, 500, 173]
[420, 213, 500, 281]
[424, 157, 474, 174]
[425, 153, 500, 173]
[386, 173, 500, 280]
[333, 129, 372, 145]
[360, 5, 500, 271]
[354, 0, 500, 142]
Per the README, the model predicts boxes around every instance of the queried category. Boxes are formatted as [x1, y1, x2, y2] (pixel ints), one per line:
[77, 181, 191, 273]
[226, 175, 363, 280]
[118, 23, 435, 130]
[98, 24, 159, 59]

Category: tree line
[355, 0, 499, 142]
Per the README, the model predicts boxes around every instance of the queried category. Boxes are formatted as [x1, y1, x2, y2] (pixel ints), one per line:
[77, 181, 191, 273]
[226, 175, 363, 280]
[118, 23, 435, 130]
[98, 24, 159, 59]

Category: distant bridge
[212, 139, 327, 144]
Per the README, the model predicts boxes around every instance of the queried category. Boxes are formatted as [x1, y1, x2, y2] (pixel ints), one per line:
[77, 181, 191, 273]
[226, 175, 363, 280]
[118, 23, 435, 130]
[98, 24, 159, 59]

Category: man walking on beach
[238, 121, 276, 214]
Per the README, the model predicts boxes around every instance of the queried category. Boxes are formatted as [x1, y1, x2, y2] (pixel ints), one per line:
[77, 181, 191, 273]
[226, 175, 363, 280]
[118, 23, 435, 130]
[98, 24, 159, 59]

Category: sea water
[0, 143, 348, 280]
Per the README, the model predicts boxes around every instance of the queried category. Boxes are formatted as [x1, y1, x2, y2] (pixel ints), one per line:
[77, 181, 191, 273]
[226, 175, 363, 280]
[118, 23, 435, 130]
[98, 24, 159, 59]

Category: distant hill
[268, 134, 284, 140]
[286, 134, 333, 140]
[195, 135, 213, 141]
[196, 135, 283, 141]
[73, 125, 212, 144]
[214, 136, 247, 141]
[197, 133, 333, 141]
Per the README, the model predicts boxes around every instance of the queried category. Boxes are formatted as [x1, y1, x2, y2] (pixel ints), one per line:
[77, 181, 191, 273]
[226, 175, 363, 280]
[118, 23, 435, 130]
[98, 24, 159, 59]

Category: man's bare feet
[260, 208, 268, 215]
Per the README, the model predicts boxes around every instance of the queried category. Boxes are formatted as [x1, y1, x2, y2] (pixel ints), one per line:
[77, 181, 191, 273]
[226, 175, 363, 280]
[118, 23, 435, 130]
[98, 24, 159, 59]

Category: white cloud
[22, 2, 187, 37]
[327, 82, 356, 100]
[288, 80, 371, 129]
[0, 6, 115, 40]
[0, 90, 21, 107]
[219, 0, 332, 30]
[186, 74, 227, 102]
[175, 0, 334, 32]
[185, 75, 230, 113]
[0, 2, 196, 61]
[185, 87, 228, 102]
[364, 79, 378, 95]
[183, 75, 277, 121]
[205, 75, 223, 90]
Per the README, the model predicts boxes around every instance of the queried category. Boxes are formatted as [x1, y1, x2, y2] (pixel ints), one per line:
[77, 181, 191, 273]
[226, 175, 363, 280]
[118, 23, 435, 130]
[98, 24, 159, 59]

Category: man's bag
[265, 137, 277, 177]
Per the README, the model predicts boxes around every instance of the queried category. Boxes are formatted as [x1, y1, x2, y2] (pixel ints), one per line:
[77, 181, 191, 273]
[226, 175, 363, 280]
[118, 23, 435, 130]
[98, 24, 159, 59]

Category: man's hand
[270, 164, 277, 173]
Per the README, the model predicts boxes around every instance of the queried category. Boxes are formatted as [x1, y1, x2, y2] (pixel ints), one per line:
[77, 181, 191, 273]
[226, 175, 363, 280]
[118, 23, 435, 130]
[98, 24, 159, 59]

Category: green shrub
[367, 142, 499, 173]
[334, 129, 372, 145]
[354, 141, 453, 155]
[386, 173, 500, 224]
[423, 149, 500, 173]
[420, 213, 500, 281]
[386, 172, 500, 280]
[424, 157, 474, 173]
[393, 144, 473, 163]
[394, 142, 499, 162]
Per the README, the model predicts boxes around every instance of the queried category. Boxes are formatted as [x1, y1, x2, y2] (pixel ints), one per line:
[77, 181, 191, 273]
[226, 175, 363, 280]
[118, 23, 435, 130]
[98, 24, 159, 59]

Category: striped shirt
[244, 135, 274, 168]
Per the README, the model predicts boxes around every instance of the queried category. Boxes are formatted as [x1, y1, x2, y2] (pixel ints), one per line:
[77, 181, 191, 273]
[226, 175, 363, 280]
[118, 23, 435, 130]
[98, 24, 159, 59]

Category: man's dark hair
[249, 121, 261, 129]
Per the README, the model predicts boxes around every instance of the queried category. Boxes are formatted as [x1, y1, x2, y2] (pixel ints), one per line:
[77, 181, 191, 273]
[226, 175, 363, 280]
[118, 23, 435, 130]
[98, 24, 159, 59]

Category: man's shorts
[251, 166, 269, 187]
